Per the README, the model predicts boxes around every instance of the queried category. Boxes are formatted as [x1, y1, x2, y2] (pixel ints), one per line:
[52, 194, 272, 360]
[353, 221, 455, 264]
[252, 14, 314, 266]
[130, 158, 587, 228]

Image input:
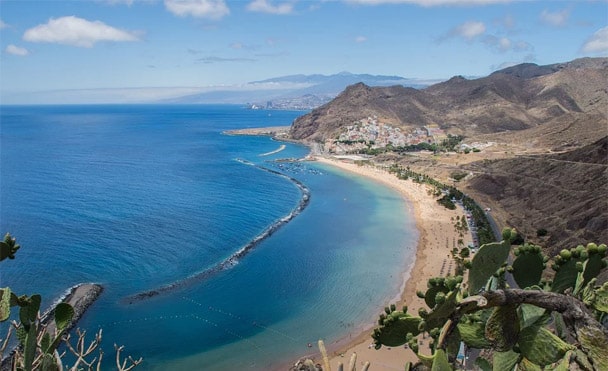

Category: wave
[259, 144, 286, 157]
[123, 159, 310, 304]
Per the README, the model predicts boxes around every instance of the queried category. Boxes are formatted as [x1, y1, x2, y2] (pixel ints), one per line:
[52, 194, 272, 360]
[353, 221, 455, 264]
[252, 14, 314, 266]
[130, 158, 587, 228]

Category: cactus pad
[0, 287, 11, 322]
[577, 322, 608, 370]
[551, 258, 579, 293]
[431, 349, 452, 371]
[372, 312, 422, 347]
[518, 325, 573, 366]
[424, 285, 449, 309]
[456, 321, 491, 349]
[468, 241, 511, 294]
[511, 245, 545, 289]
[591, 281, 608, 313]
[485, 304, 520, 351]
[492, 350, 520, 371]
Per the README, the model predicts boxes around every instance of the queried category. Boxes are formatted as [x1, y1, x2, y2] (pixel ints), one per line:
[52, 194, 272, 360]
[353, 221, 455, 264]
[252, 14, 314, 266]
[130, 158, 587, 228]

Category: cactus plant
[511, 244, 545, 289]
[468, 240, 511, 294]
[516, 322, 574, 366]
[371, 229, 607, 371]
[372, 311, 421, 348]
[492, 350, 520, 371]
[1, 234, 141, 370]
[0, 233, 20, 261]
[485, 304, 520, 351]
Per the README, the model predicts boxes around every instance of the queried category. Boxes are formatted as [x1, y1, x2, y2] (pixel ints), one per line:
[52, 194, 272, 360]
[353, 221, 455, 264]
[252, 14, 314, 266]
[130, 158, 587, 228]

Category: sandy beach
[314, 156, 473, 370]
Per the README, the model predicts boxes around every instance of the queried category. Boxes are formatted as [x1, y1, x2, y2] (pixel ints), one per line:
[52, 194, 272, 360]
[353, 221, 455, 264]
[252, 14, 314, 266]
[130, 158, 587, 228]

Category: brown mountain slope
[463, 136, 608, 255]
[288, 83, 434, 141]
[290, 57, 608, 143]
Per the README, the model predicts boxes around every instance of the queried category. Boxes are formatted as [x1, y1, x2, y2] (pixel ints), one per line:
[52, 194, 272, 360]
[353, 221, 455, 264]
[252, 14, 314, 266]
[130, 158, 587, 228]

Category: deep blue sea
[0, 105, 417, 370]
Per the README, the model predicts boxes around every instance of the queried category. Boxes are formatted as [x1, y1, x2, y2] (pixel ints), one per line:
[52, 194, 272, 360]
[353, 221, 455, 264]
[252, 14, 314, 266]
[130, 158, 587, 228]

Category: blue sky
[1, 0, 606, 103]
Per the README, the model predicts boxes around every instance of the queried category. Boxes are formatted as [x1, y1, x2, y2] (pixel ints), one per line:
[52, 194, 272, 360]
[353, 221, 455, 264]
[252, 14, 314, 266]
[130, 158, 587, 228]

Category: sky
[0, 0, 607, 104]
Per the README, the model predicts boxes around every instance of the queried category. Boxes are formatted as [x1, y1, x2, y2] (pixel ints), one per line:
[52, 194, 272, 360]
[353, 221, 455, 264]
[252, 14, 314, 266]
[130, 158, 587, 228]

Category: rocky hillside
[288, 57, 608, 253]
[289, 57, 608, 149]
[463, 137, 607, 254]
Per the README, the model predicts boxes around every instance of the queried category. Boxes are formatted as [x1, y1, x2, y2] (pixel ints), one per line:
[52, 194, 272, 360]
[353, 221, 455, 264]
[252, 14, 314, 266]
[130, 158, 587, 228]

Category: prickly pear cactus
[456, 321, 491, 349]
[485, 304, 520, 351]
[371, 233, 606, 371]
[372, 308, 422, 348]
[582, 243, 607, 284]
[424, 278, 450, 308]
[511, 244, 545, 289]
[468, 240, 511, 294]
[551, 243, 608, 293]
[518, 324, 574, 366]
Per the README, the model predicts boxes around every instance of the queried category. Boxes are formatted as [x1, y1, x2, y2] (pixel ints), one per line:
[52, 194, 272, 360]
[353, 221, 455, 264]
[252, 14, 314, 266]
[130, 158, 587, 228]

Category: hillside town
[326, 116, 447, 154]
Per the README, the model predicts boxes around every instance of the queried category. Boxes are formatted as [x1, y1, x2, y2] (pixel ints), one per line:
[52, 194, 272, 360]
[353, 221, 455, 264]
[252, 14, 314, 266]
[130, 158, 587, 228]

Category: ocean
[0, 105, 417, 369]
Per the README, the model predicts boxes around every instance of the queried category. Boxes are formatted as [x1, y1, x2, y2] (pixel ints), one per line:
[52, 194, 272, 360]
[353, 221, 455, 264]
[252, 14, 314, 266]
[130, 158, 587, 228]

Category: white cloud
[453, 21, 486, 40]
[481, 35, 532, 53]
[581, 26, 608, 54]
[23, 16, 139, 47]
[0, 20, 9, 29]
[355, 35, 367, 43]
[164, 0, 230, 19]
[246, 0, 294, 15]
[6, 44, 29, 56]
[540, 9, 569, 27]
[345, 0, 510, 6]
[197, 56, 257, 63]
[102, 0, 135, 5]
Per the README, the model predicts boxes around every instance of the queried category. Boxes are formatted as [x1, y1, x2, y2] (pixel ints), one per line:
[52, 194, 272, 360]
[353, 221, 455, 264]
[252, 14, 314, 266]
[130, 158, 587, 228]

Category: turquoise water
[0, 105, 417, 369]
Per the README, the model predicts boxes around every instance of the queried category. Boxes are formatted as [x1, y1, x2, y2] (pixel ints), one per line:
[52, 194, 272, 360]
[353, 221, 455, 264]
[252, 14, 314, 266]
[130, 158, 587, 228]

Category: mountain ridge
[287, 57, 608, 251]
[289, 57, 607, 147]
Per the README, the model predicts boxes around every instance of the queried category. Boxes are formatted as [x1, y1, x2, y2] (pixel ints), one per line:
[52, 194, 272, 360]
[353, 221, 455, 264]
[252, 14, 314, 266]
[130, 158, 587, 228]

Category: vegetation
[336, 134, 465, 156]
[372, 228, 608, 370]
[358, 142, 437, 156]
[437, 195, 456, 210]
[450, 171, 468, 182]
[388, 163, 495, 246]
[0, 233, 141, 371]
[440, 135, 465, 152]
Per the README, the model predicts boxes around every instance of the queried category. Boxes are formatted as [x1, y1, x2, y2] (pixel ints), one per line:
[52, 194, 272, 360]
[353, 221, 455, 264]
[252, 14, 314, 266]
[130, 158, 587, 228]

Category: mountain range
[287, 57, 608, 252]
[163, 72, 435, 108]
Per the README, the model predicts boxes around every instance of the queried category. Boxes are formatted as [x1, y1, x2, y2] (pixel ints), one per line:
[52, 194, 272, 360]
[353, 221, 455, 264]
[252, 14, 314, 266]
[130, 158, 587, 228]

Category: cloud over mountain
[582, 27, 608, 54]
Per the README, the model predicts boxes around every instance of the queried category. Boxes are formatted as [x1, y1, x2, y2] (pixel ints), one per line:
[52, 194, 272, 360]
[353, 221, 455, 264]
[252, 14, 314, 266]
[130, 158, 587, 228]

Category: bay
[0, 104, 416, 369]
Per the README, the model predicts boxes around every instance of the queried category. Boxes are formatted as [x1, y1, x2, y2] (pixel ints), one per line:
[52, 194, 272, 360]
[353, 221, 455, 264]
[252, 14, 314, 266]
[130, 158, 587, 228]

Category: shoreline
[312, 156, 473, 370]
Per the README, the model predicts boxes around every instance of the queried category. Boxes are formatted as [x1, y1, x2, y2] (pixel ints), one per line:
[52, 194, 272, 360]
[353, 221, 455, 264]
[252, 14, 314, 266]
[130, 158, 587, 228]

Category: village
[326, 116, 448, 154]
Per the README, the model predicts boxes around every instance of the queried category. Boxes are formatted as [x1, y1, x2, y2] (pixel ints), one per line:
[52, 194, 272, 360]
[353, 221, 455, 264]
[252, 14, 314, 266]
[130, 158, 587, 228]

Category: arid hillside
[290, 57, 607, 150]
[463, 137, 607, 254]
[288, 57, 608, 252]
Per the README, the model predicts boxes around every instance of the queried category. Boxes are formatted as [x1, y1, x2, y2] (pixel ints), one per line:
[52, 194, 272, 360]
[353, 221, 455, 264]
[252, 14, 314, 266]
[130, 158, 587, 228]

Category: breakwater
[41, 283, 104, 334]
[123, 160, 311, 304]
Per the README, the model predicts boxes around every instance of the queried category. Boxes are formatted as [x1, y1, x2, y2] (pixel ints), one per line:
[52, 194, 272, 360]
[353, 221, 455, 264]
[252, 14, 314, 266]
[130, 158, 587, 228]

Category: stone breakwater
[123, 159, 311, 304]
[41, 283, 104, 334]
[1, 283, 103, 370]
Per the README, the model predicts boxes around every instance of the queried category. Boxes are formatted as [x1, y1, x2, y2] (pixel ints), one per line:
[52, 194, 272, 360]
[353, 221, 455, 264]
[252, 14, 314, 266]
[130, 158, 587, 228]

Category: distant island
[165, 72, 436, 109]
